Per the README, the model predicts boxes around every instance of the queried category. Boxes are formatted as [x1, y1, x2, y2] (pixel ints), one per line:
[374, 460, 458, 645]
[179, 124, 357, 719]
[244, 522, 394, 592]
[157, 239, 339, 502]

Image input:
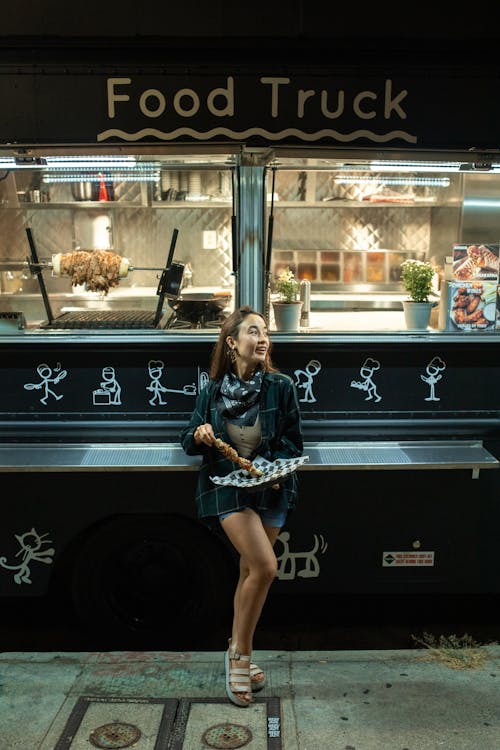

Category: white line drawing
[294, 359, 322, 403]
[198, 367, 209, 393]
[421, 356, 446, 402]
[97, 127, 417, 144]
[147, 359, 167, 405]
[350, 357, 382, 402]
[93, 366, 122, 405]
[276, 531, 328, 580]
[23, 362, 67, 405]
[0, 528, 55, 585]
[146, 359, 196, 406]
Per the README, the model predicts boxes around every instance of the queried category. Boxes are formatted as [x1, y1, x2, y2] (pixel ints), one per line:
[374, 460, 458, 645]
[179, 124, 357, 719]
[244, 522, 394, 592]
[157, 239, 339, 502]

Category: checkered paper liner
[210, 454, 309, 491]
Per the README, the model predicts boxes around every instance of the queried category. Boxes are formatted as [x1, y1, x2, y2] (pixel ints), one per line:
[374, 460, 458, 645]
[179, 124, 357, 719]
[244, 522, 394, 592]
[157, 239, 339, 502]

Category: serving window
[265, 155, 500, 333]
[0, 151, 236, 331]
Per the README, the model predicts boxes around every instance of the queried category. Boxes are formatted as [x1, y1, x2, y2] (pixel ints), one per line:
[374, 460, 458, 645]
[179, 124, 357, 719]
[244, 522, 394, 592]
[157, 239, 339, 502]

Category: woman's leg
[221, 508, 281, 702]
[231, 520, 281, 649]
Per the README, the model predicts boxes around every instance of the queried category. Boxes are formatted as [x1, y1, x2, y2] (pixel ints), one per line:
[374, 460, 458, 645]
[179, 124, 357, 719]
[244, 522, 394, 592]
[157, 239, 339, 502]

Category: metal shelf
[0, 440, 496, 477]
[13, 201, 231, 209]
[272, 200, 462, 208]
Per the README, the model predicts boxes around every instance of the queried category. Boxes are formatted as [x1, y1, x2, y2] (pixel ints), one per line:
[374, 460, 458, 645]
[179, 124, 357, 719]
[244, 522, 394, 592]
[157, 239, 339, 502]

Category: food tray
[210, 455, 309, 491]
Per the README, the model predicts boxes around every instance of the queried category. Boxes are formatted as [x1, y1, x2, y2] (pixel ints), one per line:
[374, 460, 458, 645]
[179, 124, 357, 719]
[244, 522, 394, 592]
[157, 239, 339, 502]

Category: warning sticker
[382, 551, 435, 567]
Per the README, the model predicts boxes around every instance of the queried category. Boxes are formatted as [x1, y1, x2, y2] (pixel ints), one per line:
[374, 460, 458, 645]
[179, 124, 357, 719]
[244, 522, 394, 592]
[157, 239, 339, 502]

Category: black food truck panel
[0, 336, 499, 642]
[1, 338, 500, 433]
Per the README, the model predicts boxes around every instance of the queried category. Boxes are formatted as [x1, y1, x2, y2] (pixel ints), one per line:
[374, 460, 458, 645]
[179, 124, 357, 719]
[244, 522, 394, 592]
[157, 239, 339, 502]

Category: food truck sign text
[107, 76, 409, 122]
[1, 68, 500, 148]
[101, 75, 414, 144]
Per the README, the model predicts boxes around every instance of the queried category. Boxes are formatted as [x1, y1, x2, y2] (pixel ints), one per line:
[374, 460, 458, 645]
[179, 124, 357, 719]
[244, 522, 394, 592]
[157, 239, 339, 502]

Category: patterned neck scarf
[216, 368, 264, 426]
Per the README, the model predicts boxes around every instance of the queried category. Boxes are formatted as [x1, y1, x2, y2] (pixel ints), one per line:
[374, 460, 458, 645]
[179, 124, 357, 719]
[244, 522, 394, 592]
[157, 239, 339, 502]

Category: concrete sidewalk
[0, 647, 499, 749]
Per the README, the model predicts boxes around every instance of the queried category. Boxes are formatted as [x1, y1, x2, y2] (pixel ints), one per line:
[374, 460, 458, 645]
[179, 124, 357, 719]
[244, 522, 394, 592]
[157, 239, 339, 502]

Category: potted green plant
[272, 266, 302, 331]
[400, 258, 435, 329]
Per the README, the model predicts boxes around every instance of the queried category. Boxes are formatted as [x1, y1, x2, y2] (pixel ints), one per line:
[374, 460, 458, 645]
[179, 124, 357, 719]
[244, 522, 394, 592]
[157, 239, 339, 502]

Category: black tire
[70, 513, 235, 645]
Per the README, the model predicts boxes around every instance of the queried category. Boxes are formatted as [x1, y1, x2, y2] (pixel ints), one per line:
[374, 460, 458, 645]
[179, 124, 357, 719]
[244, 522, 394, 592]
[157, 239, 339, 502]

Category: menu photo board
[447, 280, 497, 331]
[495, 286, 500, 331]
[452, 243, 500, 282]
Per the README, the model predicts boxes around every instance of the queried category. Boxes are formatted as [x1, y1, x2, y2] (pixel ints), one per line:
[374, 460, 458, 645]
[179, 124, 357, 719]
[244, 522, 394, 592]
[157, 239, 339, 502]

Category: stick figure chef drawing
[421, 356, 446, 401]
[147, 360, 168, 405]
[146, 359, 197, 406]
[93, 366, 122, 405]
[294, 359, 322, 403]
[24, 362, 67, 405]
[350, 357, 382, 402]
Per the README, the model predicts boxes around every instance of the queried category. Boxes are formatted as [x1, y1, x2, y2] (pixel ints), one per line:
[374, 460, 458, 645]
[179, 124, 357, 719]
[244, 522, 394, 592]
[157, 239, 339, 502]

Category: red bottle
[98, 174, 109, 202]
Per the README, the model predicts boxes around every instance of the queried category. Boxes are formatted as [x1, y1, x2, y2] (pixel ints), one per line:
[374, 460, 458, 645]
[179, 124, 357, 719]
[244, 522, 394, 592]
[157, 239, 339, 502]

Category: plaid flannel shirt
[180, 372, 303, 519]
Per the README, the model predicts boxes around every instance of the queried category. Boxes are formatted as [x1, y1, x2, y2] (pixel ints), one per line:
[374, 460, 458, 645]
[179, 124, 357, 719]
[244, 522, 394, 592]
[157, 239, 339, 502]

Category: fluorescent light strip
[0, 158, 35, 169]
[46, 155, 136, 162]
[369, 161, 461, 173]
[0, 156, 160, 171]
[463, 199, 500, 207]
[334, 175, 450, 187]
[43, 172, 160, 183]
[46, 160, 139, 169]
[43, 168, 159, 176]
[43, 168, 158, 176]
[370, 161, 500, 173]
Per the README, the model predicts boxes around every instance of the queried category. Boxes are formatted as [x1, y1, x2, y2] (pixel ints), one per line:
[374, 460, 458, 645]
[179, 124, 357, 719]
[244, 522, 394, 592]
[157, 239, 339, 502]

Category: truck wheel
[70, 514, 235, 643]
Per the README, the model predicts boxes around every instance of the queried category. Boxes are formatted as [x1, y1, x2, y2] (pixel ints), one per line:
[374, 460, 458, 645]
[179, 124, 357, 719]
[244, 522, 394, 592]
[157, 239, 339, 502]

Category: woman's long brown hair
[209, 305, 277, 380]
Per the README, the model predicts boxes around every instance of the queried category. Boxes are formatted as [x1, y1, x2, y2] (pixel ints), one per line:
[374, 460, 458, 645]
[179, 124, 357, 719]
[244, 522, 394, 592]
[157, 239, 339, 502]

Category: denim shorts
[219, 505, 287, 528]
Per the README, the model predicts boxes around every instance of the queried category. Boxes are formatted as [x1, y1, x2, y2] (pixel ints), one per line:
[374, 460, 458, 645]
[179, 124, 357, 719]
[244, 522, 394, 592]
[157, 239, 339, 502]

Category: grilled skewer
[213, 438, 264, 477]
[0, 257, 167, 276]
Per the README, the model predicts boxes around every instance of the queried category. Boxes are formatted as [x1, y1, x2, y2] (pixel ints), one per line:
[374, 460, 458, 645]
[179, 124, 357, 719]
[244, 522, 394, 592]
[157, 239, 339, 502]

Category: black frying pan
[168, 295, 231, 326]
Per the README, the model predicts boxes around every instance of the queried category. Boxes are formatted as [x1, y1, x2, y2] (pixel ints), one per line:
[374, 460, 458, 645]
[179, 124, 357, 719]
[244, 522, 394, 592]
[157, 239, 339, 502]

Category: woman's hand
[194, 423, 215, 446]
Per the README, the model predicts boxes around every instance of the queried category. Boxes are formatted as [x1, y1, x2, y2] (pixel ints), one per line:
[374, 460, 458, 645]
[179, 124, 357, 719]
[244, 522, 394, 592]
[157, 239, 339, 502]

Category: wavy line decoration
[96, 126, 417, 144]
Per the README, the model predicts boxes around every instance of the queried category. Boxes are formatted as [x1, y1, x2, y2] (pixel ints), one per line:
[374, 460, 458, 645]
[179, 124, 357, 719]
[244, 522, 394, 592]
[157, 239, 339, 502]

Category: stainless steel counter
[311, 292, 409, 311]
[0, 440, 496, 477]
[2, 328, 500, 343]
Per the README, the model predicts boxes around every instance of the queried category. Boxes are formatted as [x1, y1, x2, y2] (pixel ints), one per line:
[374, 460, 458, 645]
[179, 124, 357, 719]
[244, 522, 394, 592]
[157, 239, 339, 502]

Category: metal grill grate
[43, 310, 165, 329]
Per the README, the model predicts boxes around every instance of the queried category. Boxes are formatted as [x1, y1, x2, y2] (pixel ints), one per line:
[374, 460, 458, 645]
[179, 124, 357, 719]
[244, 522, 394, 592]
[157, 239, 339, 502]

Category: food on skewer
[52, 250, 130, 294]
[214, 438, 264, 477]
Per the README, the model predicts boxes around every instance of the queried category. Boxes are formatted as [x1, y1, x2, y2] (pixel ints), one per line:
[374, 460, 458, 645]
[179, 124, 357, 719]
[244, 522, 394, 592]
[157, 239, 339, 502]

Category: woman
[180, 306, 303, 707]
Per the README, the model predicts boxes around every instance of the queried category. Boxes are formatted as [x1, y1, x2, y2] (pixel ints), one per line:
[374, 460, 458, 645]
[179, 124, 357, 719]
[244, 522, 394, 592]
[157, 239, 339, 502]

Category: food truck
[1, 51, 500, 643]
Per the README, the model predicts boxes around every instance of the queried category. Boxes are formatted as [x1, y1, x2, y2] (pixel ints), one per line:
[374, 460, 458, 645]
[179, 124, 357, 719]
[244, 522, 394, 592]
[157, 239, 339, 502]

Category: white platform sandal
[228, 638, 266, 692]
[225, 644, 253, 707]
[249, 662, 266, 692]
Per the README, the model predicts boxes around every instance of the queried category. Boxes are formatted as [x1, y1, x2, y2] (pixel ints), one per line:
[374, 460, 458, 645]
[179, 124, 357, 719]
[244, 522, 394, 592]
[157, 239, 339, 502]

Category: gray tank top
[226, 416, 261, 458]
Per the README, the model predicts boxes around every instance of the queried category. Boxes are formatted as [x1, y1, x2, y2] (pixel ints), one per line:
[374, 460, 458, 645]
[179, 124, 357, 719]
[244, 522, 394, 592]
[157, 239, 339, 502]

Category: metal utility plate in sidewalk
[54, 695, 282, 750]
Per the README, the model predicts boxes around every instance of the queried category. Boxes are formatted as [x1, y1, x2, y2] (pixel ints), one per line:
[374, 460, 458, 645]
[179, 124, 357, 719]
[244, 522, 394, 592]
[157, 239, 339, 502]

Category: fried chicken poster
[447, 281, 497, 331]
